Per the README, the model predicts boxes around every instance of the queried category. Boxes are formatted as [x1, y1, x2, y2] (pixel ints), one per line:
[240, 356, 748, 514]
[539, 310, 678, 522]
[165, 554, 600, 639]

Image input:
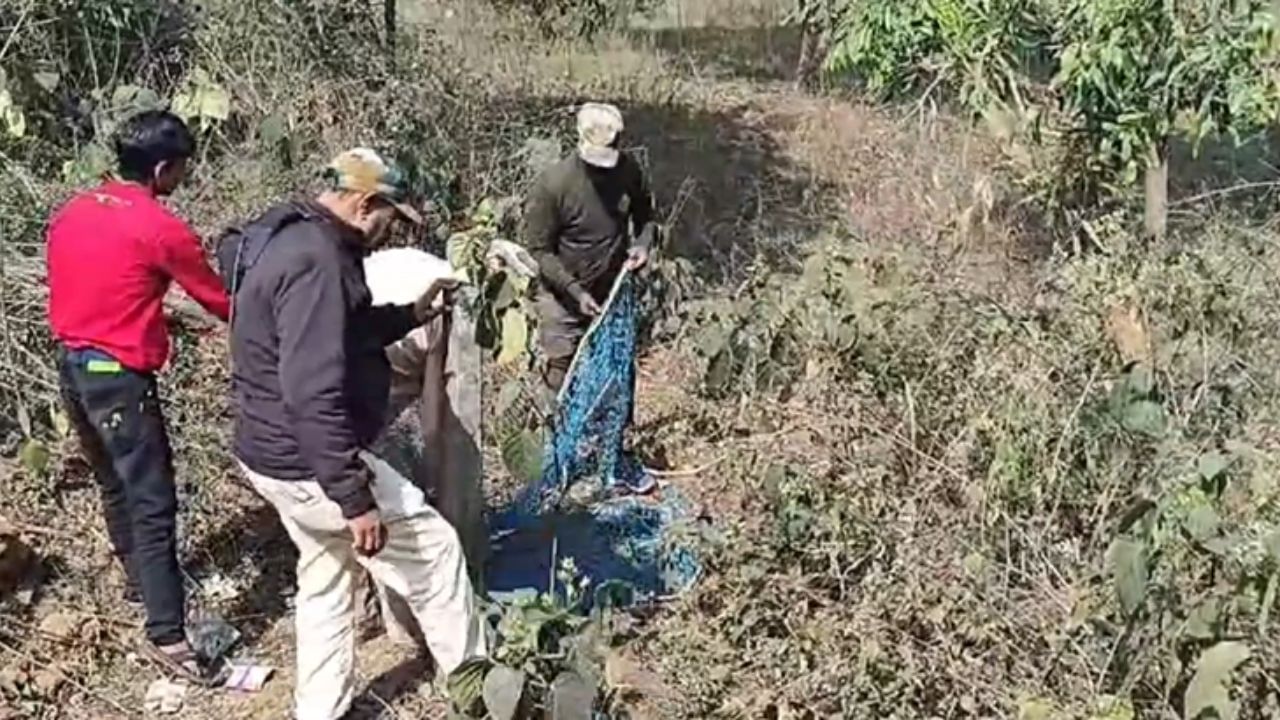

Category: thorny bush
[646, 212, 1280, 718]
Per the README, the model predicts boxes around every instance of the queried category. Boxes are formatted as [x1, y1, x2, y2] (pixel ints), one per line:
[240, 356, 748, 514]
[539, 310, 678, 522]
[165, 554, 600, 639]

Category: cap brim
[389, 199, 423, 225]
[579, 144, 620, 168]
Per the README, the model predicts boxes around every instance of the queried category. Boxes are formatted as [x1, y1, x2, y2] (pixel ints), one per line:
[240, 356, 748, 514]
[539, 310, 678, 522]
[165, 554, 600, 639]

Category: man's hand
[164, 293, 218, 331]
[624, 246, 650, 271]
[413, 277, 461, 323]
[573, 289, 602, 318]
[348, 509, 387, 556]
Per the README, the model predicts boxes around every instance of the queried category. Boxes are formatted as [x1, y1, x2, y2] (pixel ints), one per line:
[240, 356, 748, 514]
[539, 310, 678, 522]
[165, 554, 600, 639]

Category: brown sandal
[140, 642, 220, 688]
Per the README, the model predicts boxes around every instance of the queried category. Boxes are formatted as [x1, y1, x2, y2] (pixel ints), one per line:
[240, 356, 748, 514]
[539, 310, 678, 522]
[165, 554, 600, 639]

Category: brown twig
[0, 635, 134, 718]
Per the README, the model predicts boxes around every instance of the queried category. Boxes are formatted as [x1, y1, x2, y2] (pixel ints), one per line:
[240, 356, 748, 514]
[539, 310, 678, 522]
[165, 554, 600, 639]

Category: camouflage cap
[577, 102, 623, 169]
[324, 147, 422, 225]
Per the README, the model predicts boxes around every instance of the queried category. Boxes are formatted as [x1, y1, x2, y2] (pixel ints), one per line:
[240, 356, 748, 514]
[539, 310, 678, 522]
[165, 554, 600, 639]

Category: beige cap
[325, 147, 422, 225]
[576, 102, 623, 168]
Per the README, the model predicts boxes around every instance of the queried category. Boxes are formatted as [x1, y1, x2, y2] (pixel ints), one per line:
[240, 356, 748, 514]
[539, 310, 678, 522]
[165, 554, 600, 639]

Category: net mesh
[487, 272, 701, 605]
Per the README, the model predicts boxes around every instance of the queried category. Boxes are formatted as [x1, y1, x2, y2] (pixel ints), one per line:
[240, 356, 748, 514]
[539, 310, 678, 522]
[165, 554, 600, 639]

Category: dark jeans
[58, 348, 185, 645]
[537, 292, 587, 394]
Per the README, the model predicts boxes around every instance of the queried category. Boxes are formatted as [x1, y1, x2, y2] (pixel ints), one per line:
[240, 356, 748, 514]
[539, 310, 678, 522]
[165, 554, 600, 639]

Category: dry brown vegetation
[3, 1, 1280, 719]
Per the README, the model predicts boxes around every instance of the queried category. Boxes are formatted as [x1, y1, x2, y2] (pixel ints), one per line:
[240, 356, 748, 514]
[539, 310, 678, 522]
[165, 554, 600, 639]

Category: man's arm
[367, 303, 418, 348]
[159, 220, 232, 322]
[275, 254, 376, 519]
[384, 321, 443, 421]
[524, 172, 583, 298]
[164, 291, 218, 331]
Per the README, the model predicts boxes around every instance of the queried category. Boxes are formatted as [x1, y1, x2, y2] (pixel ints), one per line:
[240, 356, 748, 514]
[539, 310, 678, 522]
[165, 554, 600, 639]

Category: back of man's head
[114, 111, 195, 185]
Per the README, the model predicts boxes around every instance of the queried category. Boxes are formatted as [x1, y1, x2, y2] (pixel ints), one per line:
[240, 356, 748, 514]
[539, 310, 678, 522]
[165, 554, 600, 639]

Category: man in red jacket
[46, 110, 230, 682]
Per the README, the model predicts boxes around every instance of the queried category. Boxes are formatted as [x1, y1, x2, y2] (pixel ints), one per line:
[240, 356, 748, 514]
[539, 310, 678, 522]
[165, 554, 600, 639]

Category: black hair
[114, 111, 195, 182]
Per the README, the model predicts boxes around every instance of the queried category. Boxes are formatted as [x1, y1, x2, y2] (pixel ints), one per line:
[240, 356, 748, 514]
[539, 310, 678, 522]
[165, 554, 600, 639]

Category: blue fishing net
[487, 272, 701, 607]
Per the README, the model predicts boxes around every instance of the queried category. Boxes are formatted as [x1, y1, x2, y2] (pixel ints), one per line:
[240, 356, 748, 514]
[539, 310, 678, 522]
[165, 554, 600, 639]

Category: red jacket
[47, 181, 230, 372]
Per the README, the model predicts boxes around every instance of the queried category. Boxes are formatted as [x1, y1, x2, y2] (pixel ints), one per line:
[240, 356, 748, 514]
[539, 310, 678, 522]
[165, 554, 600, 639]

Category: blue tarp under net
[486, 272, 701, 607]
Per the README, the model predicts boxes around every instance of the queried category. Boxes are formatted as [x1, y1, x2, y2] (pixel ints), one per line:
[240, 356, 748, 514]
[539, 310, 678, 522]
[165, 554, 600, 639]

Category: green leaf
[510, 271, 531, 295]
[33, 72, 60, 93]
[62, 143, 113, 184]
[0, 93, 25, 138]
[446, 658, 489, 716]
[0, 68, 14, 133]
[50, 407, 70, 439]
[171, 71, 230, 128]
[692, 319, 731, 359]
[482, 665, 525, 720]
[1107, 538, 1147, 616]
[1018, 696, 1056, 720]
[549, 671, 594, 720]
[962, 551, 988, 578]
[1089, 695, 1135, 720]
[472, 198, 496, 226]
[200, 84, 230, 121]
[16, 401, 31, 437]
[1121, 400, 1166, 437]
[1197, 452, 1231, 481]
[258, 113, 287, 147]
[19, 439, 50, 477]
[492, 277, 517, 311]
[1265, 532, 1280, 565]
[501, 429, 542, 485]
[704, 349, 734, 393]
[763, 463, 787, 500]
[1183, 505, 1219, 542]
[447, 230, 487, 282]
[497, 309, 528, 366]
[1184, 642, 1250, 720]
[1184, 598, 1221, 641]
[112, 84, 161, 112]
[495, 380, 523, 420]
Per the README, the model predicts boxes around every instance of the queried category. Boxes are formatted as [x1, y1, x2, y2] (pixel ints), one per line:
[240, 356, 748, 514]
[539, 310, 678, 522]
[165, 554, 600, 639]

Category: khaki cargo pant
[537, 291, 590, 393]
[240, 452, 487, 720]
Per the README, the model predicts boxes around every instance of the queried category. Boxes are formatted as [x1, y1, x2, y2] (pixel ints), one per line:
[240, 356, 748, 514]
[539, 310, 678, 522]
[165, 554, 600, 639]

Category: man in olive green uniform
[523, 102, 657, 392]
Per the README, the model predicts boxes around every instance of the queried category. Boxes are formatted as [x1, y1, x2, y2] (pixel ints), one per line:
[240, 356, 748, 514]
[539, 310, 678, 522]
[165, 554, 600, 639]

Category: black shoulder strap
[222, 202, 315, 324]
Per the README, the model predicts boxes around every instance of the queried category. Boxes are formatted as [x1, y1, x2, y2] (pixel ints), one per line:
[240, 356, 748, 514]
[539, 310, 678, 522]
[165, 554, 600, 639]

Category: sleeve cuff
[336, 486, 377, 519]
[330, 462, 377, 519]
[392, 303, 418, 331]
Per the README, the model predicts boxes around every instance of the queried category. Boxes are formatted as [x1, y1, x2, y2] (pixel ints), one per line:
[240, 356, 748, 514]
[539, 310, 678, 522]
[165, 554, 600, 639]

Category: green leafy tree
[821, 0, 1052, 113]
[812, 0, 1280, 238]
[1054, 0, 1280, 238]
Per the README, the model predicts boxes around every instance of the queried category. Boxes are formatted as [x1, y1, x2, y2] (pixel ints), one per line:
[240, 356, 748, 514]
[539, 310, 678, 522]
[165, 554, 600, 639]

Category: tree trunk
[384, 0, 396, 66]
[1144, 140, 1169, 241]
[795, 23, 824, 90]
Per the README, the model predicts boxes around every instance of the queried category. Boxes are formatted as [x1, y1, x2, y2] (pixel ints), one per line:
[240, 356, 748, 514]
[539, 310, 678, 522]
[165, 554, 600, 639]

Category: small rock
[30, 667, 64, 697]
[0, 533, 35, 596]
[198, 573, 241, 603]
[38, 611, 77, 641]
[604, 652, 670, 700]
[144, 678, 188, 714]
[0, 662, 27, 695]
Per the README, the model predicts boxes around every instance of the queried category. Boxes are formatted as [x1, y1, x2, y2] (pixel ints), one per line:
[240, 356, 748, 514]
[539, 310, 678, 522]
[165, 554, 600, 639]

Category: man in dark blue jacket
[227, 148, 486, 720]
